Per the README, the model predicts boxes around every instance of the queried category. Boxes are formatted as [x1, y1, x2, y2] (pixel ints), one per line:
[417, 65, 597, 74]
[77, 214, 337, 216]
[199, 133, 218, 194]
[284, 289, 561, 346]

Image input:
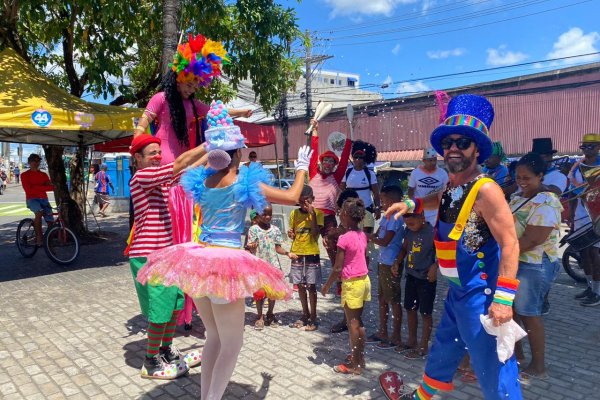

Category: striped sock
[414, 382, 437, 399]
[413, 374, 454, 399]
[146, 322, 167, 358]
[161, 310, 180, 349]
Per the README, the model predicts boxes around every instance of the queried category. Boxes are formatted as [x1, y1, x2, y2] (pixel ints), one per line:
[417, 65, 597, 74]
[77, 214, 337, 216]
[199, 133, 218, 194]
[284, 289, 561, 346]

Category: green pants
[130, 257, 184, 324]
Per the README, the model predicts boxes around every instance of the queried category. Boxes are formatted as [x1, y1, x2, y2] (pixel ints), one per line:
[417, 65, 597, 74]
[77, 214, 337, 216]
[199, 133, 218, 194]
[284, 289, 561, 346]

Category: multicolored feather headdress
[170, 33, 229, 86]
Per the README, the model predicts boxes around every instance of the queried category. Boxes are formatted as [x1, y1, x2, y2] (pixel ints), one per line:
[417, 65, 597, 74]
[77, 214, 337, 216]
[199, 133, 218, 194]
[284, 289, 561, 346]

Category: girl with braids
[133, 34, 252, 165]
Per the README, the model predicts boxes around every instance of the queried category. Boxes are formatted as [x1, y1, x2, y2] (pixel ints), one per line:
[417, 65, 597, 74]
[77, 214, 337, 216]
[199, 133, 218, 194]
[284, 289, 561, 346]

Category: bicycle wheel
[43, 225, 80, 265]
[16, 218, 39, 258]
[562, 245, 586, 283]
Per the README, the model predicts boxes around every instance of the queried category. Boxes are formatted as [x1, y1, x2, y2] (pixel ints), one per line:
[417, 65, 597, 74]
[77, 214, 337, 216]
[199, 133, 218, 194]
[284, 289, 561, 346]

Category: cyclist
[21, 154, 54, 246]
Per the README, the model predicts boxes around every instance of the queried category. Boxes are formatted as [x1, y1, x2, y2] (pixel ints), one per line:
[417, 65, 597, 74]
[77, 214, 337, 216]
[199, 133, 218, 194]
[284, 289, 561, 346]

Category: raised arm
[333, 138, 353, 183]
[261, 146, 313, 205]
[309, 120, 320, 179]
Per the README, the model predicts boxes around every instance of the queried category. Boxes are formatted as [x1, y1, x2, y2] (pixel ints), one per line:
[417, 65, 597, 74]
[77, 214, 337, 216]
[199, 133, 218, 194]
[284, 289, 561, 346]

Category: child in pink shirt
[322, 197, 371, 375]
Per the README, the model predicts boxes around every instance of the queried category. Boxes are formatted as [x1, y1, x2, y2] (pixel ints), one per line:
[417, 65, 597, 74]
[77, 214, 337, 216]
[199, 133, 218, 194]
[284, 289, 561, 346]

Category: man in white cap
[408, 148, 449, 226]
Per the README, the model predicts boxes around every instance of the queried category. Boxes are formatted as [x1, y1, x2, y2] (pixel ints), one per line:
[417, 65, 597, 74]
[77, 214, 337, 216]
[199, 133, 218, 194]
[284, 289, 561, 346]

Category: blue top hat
[430, 94, 494, 164]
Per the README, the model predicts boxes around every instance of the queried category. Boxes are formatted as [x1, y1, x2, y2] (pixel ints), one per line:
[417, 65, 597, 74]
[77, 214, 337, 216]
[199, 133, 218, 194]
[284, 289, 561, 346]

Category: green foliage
[8, 0, 303, 112]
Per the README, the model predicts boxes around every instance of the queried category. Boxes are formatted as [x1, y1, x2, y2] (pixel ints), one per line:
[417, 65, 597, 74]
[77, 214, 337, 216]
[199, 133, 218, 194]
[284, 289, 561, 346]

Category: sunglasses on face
[353, 155, 365, 160]
[440, 137, 474, 150]
[580, 144, 598, 150]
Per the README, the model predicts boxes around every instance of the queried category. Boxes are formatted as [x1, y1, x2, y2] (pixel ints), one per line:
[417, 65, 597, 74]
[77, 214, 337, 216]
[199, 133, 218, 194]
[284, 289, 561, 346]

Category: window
[330, 79, 335, 84]
[347, 80, 355, 87]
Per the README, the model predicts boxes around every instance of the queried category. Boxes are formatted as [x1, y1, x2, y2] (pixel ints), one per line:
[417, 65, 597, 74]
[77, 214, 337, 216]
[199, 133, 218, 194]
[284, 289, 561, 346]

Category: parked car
[271, 178, 294, 189]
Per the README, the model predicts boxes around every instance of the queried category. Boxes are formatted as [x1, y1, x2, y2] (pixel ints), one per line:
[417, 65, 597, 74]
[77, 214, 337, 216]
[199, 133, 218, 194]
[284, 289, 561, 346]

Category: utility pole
[304, 32, 332, 124]
[274, 92, 290, 168]
[305, 29, 313, 122]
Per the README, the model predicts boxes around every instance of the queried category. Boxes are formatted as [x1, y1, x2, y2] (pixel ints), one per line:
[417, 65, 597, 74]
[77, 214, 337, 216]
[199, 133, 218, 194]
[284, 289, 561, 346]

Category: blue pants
[424, 289, 522, 399]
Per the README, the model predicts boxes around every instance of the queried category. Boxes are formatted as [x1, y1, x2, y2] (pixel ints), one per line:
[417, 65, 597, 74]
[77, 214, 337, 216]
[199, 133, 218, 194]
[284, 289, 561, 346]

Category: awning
[0, 47, 141, 146]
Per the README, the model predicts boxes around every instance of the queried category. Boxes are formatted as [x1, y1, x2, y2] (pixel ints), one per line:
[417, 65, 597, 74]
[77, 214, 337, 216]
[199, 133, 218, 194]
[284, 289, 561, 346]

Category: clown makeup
[138, 144, 163, 168]
[177, 80, 198, 99]
[321, 156, 336, 173]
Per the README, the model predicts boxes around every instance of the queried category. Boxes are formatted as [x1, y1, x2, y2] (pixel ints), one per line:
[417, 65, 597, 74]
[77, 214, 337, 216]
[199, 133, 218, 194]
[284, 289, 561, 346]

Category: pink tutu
[136, 242, 292, 302]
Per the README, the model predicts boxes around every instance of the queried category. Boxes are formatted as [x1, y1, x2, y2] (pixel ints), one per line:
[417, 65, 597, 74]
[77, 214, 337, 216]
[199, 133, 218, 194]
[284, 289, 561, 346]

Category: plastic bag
[479, 314, 527, 363]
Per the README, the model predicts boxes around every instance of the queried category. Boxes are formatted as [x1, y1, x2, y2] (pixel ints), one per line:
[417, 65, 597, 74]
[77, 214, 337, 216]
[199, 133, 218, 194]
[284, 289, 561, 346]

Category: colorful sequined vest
[435, 176, 500, 293]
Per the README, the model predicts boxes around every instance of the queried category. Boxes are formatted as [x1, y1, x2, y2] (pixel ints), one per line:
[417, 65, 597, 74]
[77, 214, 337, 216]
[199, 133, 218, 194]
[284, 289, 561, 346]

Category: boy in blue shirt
[368, 185, 406, 349]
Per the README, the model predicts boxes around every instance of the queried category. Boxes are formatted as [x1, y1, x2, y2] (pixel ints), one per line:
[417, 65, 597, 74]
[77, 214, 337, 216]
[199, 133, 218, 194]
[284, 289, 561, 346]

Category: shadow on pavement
[0, 216, 130, 282]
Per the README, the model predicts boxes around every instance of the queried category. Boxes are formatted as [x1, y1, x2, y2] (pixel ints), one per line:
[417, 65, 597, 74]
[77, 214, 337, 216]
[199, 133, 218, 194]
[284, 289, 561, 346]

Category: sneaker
[580, 293, 600, 307]
[330, 320, 348, 334]
[160, 345, 201, 369]
[141, 355, 180, 380]
[541, 300, 550, 316]
[574, 287, 593, 300]
[366, 334, 385, 344]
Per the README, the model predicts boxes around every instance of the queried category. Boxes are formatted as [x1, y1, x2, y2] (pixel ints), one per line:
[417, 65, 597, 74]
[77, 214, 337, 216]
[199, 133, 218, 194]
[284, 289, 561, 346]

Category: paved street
[1, 183, 599, 399]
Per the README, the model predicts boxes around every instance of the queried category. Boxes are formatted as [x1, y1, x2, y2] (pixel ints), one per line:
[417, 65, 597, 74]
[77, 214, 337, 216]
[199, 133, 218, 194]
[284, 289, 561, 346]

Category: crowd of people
[14, 34, 598, 400]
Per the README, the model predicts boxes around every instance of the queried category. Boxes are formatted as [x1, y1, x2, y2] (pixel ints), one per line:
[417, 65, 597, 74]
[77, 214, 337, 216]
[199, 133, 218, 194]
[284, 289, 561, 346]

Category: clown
[133, 33, 252, 165]
[383, 95, 522, 400]
[137, 103, 313, 399]
[308, 119, 352, 262]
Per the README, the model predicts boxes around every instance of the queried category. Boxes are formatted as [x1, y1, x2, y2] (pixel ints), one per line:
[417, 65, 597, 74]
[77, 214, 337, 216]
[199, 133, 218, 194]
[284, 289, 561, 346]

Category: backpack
[345, 167, 373, 191]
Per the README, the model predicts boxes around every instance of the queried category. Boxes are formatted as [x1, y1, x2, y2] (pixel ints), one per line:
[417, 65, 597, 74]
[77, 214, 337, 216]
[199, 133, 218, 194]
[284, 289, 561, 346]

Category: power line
[324, 0, 591, 47]
[297, 52, 600, 96]
[325, 0, 551, 40]
[314, 0, 490, 34]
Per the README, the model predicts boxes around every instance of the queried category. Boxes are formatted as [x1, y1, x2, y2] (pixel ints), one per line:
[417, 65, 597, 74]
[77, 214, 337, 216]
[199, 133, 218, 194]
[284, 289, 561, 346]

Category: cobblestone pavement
[1, 215, 599, 399]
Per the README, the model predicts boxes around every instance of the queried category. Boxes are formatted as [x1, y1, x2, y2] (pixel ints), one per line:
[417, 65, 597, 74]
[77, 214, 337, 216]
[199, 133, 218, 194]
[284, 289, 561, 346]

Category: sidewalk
[0, 215, 599, 399]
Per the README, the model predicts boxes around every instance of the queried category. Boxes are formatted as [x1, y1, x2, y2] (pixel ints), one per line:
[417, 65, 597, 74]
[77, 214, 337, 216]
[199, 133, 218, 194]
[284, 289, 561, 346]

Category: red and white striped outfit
[129, 163, 180, 258]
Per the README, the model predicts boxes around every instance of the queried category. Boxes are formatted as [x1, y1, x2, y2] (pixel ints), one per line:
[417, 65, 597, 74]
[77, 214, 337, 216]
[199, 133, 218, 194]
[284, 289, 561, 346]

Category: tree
[0, 0, 305, 234]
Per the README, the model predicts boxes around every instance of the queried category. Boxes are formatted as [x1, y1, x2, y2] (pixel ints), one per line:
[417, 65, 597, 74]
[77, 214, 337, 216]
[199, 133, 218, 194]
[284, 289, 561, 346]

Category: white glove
[294, 145, 313, 172]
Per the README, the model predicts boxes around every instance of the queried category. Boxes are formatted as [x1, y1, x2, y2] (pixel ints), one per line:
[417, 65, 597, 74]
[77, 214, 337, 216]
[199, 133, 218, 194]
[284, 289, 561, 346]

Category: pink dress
[145, 92, 210, 164]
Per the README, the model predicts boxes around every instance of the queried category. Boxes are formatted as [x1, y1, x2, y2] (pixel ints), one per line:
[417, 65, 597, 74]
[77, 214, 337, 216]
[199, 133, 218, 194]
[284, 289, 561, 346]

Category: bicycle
[16, 202, 80, 265]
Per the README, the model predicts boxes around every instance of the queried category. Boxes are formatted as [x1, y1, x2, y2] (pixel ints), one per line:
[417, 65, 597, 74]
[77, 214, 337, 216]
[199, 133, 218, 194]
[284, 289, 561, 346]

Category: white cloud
[486, 45, 528, 66]
[396, 80, 430, 95]
[324, 0, 417, 17]
[421, 0, 435, 14]
[426, 48, 466, 59]
[391, 44, 401, 55]
[547, 27, 600, 65]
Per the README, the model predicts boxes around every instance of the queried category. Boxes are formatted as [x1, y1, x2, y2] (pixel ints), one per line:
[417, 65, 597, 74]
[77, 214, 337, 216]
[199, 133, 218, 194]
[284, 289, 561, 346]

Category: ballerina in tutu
[137, 101, 313, 400]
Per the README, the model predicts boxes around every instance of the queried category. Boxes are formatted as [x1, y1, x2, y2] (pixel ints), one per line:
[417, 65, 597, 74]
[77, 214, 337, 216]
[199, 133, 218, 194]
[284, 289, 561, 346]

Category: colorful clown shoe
[160, 345, 202, 368]
[140, 355, 182, 380]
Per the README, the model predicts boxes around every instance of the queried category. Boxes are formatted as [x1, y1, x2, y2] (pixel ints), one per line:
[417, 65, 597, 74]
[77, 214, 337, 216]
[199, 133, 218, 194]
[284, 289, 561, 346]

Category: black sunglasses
[440, 137, 474, 150]
[580, 144, 598, 150]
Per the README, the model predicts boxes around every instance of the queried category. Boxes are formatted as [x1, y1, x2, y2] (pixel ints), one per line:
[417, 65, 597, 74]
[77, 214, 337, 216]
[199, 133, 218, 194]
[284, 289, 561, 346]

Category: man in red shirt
[21, 154, 54, 246]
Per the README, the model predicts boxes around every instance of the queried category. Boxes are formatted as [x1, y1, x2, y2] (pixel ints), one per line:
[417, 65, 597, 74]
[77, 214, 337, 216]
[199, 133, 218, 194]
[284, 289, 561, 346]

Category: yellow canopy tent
[0, 47, 141, 146]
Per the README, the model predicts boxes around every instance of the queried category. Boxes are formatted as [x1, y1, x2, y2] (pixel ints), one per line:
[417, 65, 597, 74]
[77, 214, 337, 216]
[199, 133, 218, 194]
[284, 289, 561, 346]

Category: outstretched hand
[384, 201, 409, 221]
[294, 145, 313, 172]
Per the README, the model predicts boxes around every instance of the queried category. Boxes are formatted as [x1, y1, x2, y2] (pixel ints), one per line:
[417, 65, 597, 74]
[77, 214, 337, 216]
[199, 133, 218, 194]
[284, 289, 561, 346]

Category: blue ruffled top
[181, 163, 273, 248]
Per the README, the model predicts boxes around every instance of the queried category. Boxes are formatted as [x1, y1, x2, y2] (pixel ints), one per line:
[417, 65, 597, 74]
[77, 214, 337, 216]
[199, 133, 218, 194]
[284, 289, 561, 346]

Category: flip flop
[333, 363, 361, 375]
[459, 370, 478, 383]
[289, 319, 306, 329]
[379, 371, 404, 400]
[403, 349, 427, 360]
[254, 320, 265, 331]
[304, 322, 318, 332]
[519, 371, 548, 381]
[393, 344, 411, 354]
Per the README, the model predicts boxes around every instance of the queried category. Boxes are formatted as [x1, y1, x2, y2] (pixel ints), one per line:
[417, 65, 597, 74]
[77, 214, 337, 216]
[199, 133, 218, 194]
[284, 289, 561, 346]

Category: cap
[422, 147, 437, 159]
[130, 135, 161, 156]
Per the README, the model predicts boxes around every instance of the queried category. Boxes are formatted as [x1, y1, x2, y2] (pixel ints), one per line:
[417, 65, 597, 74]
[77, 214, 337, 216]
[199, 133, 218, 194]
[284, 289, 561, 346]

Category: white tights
[194, 297, 245, 400]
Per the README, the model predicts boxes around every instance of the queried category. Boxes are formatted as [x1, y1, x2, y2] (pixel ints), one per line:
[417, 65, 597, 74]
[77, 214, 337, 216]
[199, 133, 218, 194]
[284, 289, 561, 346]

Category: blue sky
[284, 0, 599, 97]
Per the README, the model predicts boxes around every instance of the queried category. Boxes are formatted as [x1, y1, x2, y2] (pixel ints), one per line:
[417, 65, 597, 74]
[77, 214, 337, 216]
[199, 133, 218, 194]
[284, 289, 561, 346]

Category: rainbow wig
[170, 33, 229, 86]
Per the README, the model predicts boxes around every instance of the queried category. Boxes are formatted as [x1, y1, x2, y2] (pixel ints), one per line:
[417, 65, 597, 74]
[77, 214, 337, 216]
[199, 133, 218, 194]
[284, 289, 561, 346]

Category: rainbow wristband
[493, 276, 519, 306]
